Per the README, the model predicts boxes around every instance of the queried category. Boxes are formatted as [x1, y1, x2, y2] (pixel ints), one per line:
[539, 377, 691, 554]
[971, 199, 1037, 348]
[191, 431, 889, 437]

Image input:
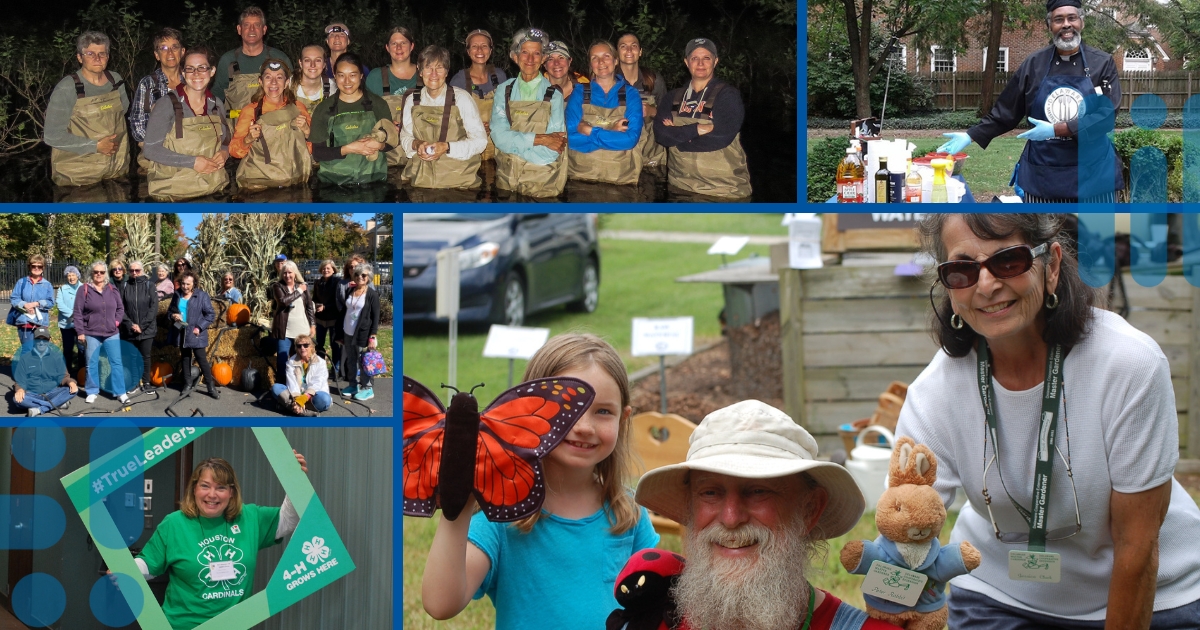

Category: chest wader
[469, 71, 501, 161]
[401, 89, 482, 191]
[51, 71, 131, 187]
[296, 79, 333, 170]
[235, 102, 311, 190]
[495, 83, 567, 198]
[381, 70, 423, 167]
[224, 60, 262, 119]
[667, 85, 752, 200]
[148, 92, 229, 201]
[567, 83, 642, 186]
[638, 92, 667, 173]
[318, 96, 388, 186]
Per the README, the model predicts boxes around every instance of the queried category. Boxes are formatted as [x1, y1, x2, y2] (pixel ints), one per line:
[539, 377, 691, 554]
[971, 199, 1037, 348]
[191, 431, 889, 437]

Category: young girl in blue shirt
[421, 332, 659, 629]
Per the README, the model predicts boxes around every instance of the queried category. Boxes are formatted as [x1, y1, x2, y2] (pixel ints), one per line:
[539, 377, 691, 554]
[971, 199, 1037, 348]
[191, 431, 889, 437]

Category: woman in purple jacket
[74, 260, 129, 404]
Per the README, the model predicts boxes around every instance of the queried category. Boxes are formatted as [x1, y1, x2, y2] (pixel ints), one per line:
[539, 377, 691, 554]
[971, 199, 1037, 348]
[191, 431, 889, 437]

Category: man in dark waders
[938, 0, 1123, 203]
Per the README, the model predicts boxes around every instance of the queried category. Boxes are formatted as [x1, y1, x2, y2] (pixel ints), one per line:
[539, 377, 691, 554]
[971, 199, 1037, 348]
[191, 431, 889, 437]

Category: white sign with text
[482, 325, 551, 360]
[631, 317, 694, 357]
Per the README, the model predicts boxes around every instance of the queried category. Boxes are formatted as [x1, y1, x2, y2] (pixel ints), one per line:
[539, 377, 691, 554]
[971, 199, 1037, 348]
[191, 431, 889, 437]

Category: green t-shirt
[138, 504, 282, 630]
[364, 66, 419, 98]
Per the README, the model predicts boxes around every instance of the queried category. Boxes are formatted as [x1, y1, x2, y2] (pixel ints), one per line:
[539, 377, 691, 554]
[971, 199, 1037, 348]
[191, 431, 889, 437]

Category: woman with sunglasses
[7, 254, 54, 347]
[172, 258, 193, 290]
[108, 259, 128, 292]
[895, 214, 1200, 629]
[143, 46, 231, 201]
[270, 333, 330, 415]
[340, 263, 379, 401]
[74, 261, 129, 404]
[218, 272, 243, 304]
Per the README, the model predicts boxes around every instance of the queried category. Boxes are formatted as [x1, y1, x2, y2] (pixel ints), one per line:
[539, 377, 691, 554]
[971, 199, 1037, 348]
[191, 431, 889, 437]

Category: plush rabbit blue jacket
[846, 536, 971, 614]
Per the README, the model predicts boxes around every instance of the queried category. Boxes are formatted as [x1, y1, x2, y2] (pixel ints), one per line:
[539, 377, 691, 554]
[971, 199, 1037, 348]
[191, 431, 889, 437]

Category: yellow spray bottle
[931, 158, 951, 203]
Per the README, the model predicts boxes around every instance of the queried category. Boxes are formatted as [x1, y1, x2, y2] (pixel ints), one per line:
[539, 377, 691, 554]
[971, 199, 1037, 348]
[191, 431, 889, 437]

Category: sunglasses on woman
[937, 243, 1048, 290]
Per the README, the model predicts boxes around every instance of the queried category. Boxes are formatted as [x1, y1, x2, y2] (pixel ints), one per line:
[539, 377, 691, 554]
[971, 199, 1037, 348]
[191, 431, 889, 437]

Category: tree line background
[0, 0, 796, 157]
[0, 212, 387, 265]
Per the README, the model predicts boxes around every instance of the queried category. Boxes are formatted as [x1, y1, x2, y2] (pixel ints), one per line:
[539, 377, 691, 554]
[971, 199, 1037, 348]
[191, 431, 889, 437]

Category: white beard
[674, 516, 812, 630]
[1053, 33, 1080, 52]
[894, 540, 932, 568]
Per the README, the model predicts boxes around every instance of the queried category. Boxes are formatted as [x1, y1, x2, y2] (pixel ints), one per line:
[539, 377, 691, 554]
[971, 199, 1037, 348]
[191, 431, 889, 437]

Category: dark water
[0, 134, 795, 203]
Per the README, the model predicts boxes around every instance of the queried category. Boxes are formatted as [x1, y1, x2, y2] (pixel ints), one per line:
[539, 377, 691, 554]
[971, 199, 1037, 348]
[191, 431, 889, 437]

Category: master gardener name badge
[209, 561, 238, 581]
[1009, 550, 1061, 583]
[861, 560, 928, 607]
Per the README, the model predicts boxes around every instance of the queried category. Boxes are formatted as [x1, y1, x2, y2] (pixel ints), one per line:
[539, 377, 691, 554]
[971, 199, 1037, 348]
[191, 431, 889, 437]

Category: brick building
[887, 16, 1181, 75]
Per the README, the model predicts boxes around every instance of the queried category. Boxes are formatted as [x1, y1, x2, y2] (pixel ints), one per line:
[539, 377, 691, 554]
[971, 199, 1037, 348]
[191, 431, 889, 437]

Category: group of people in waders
[43, 7, 753, 202]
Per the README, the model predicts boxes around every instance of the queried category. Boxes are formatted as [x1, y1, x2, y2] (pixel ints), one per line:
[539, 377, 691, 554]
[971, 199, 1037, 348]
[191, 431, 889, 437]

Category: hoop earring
[1045, 293, 1059, 310]
[951, 313, 964, 329]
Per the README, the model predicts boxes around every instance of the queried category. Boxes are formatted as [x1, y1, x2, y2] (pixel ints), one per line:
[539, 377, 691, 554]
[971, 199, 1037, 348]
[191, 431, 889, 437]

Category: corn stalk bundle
[190, 213, 234, 295]
[230, 213, 284, 327]
[122, 213, 156, 266]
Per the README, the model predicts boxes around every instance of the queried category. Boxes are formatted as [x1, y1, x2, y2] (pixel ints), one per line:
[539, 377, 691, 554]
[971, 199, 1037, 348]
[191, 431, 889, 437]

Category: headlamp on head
[267, 60, 284, 71]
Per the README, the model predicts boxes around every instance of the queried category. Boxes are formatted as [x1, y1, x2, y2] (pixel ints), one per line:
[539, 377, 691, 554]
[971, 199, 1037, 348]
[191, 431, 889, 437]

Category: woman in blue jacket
[167, 271, 219, 399]
[55, 265, 85, 375]
[8, 254, 55, 347]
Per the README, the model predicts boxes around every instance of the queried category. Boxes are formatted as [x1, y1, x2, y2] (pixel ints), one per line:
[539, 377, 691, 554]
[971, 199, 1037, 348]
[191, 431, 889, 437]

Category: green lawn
[807, 137, 1026, 198]
[401, 237, 774, 394]
[600, 212, 789, 236]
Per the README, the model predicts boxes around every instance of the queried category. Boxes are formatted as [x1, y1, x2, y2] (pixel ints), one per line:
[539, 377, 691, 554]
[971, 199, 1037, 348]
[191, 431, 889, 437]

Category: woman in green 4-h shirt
[131, 453, 308, 629]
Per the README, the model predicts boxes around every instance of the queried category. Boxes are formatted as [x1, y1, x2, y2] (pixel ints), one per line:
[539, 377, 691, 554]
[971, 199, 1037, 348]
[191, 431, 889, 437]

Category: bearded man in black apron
[939, 0, 1123, 203]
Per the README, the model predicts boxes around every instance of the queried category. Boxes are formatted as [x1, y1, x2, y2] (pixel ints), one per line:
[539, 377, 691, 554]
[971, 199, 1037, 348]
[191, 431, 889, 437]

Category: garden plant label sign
[61, 427, 355, 629]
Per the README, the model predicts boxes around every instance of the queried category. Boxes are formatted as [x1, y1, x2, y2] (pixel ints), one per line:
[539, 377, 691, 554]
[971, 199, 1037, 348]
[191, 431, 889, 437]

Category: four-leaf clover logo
[302, 536, 330, 565]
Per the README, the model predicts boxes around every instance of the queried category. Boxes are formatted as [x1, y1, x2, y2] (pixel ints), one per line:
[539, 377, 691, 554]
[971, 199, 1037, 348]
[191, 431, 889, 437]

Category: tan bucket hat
[634, 400, 866, 539]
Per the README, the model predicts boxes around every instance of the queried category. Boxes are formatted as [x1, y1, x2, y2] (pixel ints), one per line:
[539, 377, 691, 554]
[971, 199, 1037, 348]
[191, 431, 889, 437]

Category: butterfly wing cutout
[402, 376, 446, 517]
[472, 377, 596, 521]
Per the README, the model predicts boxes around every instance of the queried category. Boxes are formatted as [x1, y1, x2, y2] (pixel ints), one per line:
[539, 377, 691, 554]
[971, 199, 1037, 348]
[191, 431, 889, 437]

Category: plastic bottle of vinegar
[904, 159, 922, 203]
[931, 159, 950, 203]
[836, 147, 865, 203]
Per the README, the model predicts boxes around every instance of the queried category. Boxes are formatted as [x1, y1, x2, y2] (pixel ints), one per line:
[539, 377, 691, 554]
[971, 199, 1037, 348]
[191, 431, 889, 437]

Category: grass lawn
[401, 238, 775, 393]
[807, 137, 1026, 198]
[600, 212, 789, 236]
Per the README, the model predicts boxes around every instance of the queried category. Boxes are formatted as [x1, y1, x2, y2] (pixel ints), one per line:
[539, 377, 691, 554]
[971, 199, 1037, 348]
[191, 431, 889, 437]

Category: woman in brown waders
[43, 31, 130, 187]
[449, 30, 508, 162]
[397, 45, 487, 201]
[229, 58, 313, 190]
[143, 47, 232, 201]
[365, 27, 421, 168]
[617, 33, 668, 174]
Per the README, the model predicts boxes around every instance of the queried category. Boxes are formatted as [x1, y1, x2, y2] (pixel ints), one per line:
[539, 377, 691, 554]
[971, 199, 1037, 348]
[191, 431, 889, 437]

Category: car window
[405, 214, 508, 221]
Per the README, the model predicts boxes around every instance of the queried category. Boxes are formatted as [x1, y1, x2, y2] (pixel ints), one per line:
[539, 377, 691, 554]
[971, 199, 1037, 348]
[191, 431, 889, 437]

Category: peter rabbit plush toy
[840, 437, 981, 630]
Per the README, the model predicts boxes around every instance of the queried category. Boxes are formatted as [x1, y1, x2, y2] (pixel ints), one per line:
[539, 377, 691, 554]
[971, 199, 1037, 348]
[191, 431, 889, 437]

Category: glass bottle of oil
[874, 157, 890, 203]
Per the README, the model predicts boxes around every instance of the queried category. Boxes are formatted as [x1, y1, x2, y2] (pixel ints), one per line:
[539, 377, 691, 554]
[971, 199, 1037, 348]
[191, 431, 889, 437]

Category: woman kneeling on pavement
[272, 333, 331, 415]
[143, 46, 231, 201]
[229, 58, 312, 190]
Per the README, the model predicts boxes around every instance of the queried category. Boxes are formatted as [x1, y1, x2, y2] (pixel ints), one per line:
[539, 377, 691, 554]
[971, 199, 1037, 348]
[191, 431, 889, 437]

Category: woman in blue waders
[938, 0, 1123, 203]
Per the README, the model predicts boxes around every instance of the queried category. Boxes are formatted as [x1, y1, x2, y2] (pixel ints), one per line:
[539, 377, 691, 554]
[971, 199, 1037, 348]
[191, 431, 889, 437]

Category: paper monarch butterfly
[402, 375, 595, 522]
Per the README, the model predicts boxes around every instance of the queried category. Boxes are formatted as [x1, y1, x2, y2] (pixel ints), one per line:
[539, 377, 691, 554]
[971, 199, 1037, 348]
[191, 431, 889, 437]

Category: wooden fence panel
[919, 71, 1197, 113]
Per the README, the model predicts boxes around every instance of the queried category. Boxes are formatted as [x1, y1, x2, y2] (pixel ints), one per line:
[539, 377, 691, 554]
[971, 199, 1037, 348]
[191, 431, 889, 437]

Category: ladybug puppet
[606, 549, 687, 630]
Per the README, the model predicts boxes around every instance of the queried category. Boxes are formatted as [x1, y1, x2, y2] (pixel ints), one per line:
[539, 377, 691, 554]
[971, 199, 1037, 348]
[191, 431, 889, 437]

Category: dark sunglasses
[937, 243, 1047, 290]
[29, 264, 43, 269]
[297, 343, 312, 348]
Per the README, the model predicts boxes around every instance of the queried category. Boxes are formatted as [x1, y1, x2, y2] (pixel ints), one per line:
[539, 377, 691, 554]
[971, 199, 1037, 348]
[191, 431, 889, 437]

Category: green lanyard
[799, 584, 814, 630]
[975, 339, 1064, 552]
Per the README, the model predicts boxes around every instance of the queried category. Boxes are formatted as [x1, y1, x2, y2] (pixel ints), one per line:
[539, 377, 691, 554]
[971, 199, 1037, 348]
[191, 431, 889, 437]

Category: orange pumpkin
[212, 362, 233, 386]
[227, 303, 251, 326]
[151, 361, 174, 386]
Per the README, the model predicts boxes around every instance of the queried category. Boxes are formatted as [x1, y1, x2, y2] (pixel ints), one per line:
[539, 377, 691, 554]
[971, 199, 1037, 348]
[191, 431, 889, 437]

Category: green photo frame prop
[61, 427, 356, 629]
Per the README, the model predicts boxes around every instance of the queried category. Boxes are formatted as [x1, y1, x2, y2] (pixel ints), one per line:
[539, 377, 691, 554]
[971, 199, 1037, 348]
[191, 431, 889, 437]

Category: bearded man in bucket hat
[635, 400, 900, 630]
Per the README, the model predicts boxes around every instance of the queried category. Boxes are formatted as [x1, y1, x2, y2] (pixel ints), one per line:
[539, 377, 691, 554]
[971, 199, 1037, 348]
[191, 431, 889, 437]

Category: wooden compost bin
[779, 265, 1200, 463]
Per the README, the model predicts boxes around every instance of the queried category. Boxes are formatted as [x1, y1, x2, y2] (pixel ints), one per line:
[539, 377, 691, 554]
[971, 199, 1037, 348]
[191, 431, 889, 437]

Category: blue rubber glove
[938, 132, 971, 154]
[1017, 117, 1056, 141]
